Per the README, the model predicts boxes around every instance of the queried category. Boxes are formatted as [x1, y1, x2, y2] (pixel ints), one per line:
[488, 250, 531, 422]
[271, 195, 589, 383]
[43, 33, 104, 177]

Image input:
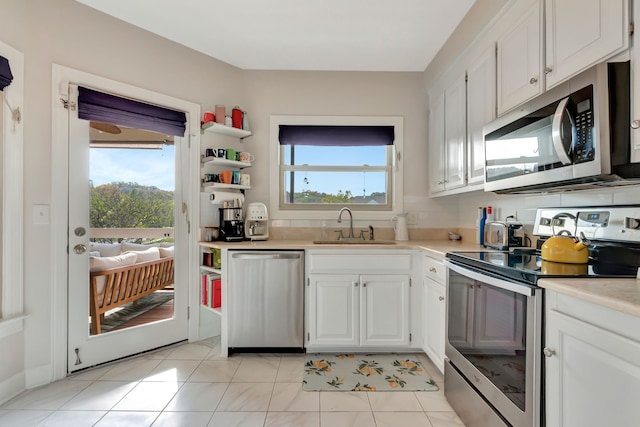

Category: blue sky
[90, 146, 175, 191]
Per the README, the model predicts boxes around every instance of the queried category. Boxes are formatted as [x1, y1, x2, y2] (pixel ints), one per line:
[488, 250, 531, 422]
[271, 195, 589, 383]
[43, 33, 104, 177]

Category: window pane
[283, 145, 387, 166]
[283, 171, 387, 205]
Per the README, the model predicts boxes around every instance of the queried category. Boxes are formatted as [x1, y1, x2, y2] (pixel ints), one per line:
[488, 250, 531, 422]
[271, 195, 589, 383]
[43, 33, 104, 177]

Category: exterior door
[67, 84, 188, 372]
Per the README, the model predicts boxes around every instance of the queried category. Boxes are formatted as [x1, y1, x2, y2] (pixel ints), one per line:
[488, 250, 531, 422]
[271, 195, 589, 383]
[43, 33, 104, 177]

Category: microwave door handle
[551, 96, 573, 165]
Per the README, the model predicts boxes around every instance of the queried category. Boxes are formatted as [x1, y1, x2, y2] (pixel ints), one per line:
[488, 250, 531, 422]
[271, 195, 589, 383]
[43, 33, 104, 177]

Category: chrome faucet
[337, 207, 356, 240]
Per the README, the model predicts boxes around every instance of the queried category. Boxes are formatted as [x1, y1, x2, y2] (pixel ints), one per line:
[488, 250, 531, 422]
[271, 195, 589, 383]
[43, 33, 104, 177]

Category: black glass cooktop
[447, 249, 639, 285]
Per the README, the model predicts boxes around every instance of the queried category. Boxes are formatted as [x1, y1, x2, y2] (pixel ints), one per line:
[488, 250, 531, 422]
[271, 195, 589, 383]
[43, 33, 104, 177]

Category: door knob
[429, 267, 437, 273]
[544, 66, 553, 74]
[438, 296, 445, 301]
[543, 347, 556, 357]
[74, 227, 86, 237]
[529, 77, 538, 84]
[632, 120, 640, 129]
[73, 244, 87, 254]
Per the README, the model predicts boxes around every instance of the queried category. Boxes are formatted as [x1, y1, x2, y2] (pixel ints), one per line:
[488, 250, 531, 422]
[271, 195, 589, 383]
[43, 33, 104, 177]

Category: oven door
[444, 260, 542, 427]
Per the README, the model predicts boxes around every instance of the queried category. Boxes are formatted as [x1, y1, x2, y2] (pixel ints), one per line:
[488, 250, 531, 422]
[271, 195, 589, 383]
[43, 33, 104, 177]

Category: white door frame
[51, 65, 201, 381]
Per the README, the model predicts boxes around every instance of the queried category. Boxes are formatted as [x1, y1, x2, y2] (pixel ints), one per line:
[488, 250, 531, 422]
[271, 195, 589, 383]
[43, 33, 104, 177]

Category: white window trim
[0, 40, 25, 334]
[269, 115, 404, 220]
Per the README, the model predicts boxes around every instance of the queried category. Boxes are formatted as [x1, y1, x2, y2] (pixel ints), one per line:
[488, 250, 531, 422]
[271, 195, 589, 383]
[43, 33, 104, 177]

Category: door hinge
[187, 306, 190, 320]
[60, 98, 76, 111]
[307, 277, 310, 286]
[630, 21, 635, 37]
[409, 278, 412, 287]
[307, 332, 310, 341]
[409, 333, 412, 342]
[465, 71, 468, 83]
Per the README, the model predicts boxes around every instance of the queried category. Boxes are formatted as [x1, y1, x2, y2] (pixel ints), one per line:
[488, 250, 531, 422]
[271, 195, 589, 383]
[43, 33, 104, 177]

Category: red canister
[232, 107, 243, 129]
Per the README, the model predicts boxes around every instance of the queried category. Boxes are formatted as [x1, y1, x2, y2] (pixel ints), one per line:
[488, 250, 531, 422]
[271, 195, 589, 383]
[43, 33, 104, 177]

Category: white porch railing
[89, 228, 174, 240]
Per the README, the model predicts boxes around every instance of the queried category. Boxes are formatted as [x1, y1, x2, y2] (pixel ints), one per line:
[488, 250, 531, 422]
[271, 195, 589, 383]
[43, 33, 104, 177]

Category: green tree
[321, 190, 353, 204]
[90, 182, 174, 240]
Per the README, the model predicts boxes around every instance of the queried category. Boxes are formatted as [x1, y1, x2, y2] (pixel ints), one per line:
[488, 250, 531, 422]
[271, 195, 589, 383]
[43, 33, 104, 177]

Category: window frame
[269, 115, 404, 220]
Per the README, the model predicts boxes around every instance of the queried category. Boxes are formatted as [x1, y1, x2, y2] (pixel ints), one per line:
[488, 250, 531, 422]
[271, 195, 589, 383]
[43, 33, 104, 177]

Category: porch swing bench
[89, 256, 174, 335]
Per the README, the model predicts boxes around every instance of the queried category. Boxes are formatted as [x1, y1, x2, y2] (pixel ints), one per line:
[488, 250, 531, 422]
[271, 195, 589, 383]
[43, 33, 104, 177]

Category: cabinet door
[545, 0, 628, 88]
[308, 274, 359, 347]
[360, 274, 410, 347]
[424, 276, 446, 373]
[428, 90, 446, 193]
[447, 280, 473, 349]
[472, 284, 525, 351]
[545, 309, 640, 426]
[444, 76, 466, 190]
[497, 2, 542, 115]
[466, 46, 496, 186]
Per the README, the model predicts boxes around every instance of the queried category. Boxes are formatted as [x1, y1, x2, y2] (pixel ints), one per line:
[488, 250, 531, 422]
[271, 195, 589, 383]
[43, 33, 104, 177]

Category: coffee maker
[219, 207, 245, 241]
[245, 202, 269, 241]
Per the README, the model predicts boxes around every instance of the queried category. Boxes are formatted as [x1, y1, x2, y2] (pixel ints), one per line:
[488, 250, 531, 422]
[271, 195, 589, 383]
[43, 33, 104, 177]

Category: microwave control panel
[571, 85, 595, 164]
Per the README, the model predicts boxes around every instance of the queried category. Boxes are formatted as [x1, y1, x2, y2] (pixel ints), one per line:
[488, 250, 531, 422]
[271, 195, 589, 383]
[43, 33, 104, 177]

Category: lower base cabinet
[423, 276, 445, 373]
[545, 291, 640, 426]
[307, 273, 410, 349]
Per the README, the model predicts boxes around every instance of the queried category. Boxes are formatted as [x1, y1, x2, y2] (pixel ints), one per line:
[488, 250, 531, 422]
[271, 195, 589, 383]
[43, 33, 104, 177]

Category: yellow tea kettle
[541, 213, 590, 264]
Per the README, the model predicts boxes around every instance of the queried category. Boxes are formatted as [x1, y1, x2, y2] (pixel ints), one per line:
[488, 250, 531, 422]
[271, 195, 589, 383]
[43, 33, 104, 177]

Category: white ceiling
[76, 0, 476, 72]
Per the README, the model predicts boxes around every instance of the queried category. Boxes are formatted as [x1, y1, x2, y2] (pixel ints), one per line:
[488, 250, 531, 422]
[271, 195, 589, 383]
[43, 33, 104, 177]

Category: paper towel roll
[209, 190, 245, 205]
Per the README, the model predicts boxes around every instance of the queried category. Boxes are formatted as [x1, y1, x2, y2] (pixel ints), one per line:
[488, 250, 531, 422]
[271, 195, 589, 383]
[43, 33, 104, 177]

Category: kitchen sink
[312, 240, 396, 245]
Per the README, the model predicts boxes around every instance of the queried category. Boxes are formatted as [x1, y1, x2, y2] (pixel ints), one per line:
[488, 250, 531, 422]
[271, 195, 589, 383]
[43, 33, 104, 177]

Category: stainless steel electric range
[444, 206, 640, 427]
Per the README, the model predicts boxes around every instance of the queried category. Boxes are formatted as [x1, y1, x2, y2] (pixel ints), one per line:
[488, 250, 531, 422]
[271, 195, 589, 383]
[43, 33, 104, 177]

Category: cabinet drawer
[307, 253, 411, 273]
[423, 256, 445, 283]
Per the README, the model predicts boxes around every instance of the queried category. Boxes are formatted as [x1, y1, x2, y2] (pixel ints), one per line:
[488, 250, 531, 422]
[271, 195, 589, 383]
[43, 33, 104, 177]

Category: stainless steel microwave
[483, 61, 640, 194]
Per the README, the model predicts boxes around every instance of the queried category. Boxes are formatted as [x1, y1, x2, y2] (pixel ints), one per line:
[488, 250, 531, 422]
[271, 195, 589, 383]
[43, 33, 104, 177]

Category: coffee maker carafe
[219, 207, 244, 241]
[245, 202, 269, 241]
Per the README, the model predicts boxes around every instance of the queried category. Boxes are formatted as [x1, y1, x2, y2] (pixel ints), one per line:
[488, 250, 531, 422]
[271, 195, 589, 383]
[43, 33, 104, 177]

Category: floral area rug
[303, 353, 439, 392]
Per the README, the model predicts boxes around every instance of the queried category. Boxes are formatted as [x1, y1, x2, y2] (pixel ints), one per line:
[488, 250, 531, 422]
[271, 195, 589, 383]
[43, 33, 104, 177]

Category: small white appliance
[244, 202, 269, 240]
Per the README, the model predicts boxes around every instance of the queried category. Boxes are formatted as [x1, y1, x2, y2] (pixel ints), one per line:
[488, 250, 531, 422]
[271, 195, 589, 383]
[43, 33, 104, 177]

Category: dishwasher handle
[230, 252, 303, 261]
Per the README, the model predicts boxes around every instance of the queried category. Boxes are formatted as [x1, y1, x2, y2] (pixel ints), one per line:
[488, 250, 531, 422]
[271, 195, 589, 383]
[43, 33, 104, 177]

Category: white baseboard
[25, 364, 51, 389]
[0, 372, 25, 406]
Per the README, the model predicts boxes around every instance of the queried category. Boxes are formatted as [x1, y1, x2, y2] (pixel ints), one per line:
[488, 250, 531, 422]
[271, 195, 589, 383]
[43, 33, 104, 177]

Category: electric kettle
[391, 213, 409, 241]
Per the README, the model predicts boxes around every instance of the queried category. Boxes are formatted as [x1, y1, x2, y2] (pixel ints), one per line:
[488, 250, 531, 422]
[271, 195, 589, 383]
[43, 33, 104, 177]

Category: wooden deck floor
[111, 299, 174, 331]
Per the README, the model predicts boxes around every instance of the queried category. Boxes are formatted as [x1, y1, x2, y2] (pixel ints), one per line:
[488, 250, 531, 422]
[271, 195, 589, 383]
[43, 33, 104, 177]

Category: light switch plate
[33, 204, 50, 225]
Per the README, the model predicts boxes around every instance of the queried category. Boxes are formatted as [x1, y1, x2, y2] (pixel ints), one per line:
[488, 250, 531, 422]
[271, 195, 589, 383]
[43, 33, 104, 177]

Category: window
[270, 116, 404, 219]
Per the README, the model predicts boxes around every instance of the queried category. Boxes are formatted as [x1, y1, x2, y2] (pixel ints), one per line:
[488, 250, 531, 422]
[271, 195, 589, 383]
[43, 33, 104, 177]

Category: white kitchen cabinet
[497, 1, 542, 115]
[545, 0, 629, 89]
[307, 274, 359, 347]
[444, 76, 467, 191]
[307, 273, 410, 349]
[423, 276, 445, 373]
[428, 75, 467, 194]
[630, 0, 640, 161]
[466, 45, 496, 185]
[545, 291, 640, 426]
[428, 90, 446, 194]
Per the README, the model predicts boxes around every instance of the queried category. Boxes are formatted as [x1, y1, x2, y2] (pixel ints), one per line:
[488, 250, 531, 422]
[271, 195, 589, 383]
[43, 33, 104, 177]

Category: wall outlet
[407, 211, 418, 225]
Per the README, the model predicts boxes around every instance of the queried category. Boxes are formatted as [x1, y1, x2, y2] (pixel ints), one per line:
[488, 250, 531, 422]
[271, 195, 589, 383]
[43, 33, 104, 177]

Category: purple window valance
[78, 86, 187, 137]
[279, 125, 394, 146]
[0, 56, 13, 91]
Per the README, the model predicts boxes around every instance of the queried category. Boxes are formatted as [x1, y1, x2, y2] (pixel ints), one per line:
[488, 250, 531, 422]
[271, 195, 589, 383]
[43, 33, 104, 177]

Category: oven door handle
[444, 260, 535, 297]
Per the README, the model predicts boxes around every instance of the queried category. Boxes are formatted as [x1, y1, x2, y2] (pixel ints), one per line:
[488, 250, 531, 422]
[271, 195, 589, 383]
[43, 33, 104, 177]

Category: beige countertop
[199, 239, 484, 257]
[538, 278, 640, 317]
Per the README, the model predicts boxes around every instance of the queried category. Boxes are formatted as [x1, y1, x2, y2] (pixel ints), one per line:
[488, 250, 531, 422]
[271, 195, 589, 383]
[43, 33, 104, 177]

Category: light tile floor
[0, 338, 466, 426]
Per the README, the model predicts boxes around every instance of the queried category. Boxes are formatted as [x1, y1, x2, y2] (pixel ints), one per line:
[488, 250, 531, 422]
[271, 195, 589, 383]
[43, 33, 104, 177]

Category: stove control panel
[534, 207, 640, 242]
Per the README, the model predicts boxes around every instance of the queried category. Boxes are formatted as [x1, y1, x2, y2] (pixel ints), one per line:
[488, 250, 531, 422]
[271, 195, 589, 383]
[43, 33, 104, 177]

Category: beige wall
[242, 70, 430, 225]
[2, 0, 248, 389]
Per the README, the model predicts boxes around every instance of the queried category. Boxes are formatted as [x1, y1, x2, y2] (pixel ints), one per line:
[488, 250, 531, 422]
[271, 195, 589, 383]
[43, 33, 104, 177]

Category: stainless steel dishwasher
[227, 250, 304, 352]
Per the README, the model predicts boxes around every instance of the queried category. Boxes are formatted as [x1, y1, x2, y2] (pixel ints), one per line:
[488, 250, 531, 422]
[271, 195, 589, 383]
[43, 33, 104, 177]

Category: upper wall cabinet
[545, 0, 629, 89]
[428, 75, 466, 194]
[466, 46, 496, 186]
[497, 1, 543, 115]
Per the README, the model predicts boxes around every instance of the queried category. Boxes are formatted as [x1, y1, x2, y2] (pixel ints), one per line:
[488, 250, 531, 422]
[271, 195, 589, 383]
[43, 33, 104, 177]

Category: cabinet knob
[632, 120, 640, 129]
[363, 283, 367, 288]
[543, 347, 556, 357]
[353, 282, 358, 287]
[438, 296, 445, 301]
[529, 76, 538, 84]
[437, 181, 444, 185]
[429, 267, 437, 273]
[544, 66, 553, 74]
